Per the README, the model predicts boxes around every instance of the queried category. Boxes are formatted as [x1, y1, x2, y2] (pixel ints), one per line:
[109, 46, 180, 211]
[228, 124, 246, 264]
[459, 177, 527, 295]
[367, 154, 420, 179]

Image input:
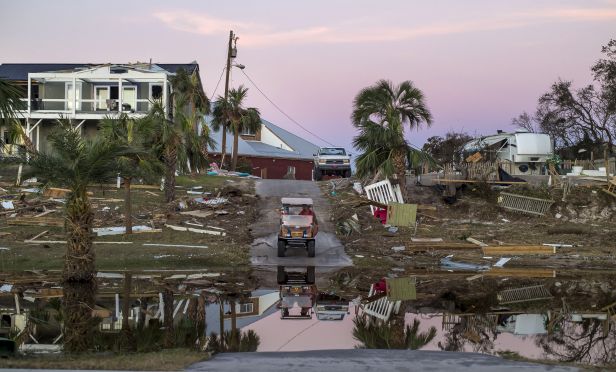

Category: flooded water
[1, 264, 615, 368]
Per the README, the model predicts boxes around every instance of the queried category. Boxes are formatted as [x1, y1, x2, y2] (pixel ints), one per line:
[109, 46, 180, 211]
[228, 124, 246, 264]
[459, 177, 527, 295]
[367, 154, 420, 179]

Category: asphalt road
[188, 349, 579, 372]
[250, 180, 352, 268]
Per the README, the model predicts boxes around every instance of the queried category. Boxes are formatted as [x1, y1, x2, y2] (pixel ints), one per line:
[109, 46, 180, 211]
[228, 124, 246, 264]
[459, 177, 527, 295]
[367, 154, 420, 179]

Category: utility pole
[221, 30, 236, 168]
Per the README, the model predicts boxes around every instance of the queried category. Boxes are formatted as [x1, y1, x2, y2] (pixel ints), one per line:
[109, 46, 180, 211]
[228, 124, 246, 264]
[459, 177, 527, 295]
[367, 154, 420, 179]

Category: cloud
[152, 7, 616, 47]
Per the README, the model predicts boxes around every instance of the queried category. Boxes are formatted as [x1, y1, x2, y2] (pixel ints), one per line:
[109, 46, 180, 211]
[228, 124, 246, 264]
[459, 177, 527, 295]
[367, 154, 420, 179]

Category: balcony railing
[19, 98, 157, 115]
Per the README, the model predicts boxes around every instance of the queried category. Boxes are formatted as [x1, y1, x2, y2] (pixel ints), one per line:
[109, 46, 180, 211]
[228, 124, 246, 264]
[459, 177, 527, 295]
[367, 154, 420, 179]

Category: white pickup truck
[313, 147, 352, 181]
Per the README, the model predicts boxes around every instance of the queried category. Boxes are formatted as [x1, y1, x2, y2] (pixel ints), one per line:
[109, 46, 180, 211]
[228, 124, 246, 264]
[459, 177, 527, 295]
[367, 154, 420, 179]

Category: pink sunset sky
[1, 0, 615, 151]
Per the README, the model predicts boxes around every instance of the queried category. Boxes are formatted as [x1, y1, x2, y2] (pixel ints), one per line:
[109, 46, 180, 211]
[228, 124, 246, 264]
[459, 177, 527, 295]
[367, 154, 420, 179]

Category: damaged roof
[0, 63, 199, 81]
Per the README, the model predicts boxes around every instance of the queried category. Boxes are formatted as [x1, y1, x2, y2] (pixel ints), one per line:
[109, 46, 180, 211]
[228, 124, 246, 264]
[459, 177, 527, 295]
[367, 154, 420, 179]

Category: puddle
[1, 265, 615, 368]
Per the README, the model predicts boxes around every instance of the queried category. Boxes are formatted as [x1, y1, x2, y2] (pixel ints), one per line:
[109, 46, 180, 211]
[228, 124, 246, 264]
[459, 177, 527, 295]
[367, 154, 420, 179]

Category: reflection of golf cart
[278, 198, 318, 258]
[278, 266, 316, 319]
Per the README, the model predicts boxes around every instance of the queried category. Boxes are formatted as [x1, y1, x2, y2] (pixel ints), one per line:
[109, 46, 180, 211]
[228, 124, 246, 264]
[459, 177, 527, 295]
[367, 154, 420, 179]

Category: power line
[209, 66, 226, 101]
[239, 69, 336, 147]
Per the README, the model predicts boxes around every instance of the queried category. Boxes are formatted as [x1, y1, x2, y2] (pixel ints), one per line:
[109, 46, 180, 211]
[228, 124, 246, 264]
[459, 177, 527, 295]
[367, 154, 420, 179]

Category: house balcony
[16, 66, 171, 120]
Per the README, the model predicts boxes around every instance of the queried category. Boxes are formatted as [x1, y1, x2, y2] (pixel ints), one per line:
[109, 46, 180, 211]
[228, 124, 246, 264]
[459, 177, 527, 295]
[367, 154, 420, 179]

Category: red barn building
[207, 119, 320, 180]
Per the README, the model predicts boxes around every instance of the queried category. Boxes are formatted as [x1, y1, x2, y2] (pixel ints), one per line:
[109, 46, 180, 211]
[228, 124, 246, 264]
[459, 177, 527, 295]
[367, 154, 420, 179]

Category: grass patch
[175, 174, 233, 189]
[1, 349, 208, 370]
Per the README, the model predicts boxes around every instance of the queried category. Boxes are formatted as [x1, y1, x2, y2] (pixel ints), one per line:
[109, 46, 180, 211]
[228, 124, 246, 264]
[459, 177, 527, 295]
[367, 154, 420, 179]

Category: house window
[241, 127, 255, 136]
[150, 84, 163, 100]
[237, 302, 254, 314]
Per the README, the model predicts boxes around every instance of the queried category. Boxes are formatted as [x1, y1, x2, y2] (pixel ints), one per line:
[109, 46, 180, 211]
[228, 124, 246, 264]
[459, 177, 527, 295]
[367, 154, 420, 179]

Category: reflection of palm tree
[353, 316, 436, 350]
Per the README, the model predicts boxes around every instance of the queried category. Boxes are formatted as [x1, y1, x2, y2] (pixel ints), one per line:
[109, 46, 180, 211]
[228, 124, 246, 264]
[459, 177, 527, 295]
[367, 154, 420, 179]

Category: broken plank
[485, 268, 556, 278]
[466, 237, 488, 247]
[8, 217, 64, 227]
[144, 191, 160, 197]
[34, 209, 56, 218]
[164, 224, 226, 236]
[29, 230, 49, 241]
[482, 245, 556, 255]
[142, 243, 208, 249]
[24, 240, 133, 245]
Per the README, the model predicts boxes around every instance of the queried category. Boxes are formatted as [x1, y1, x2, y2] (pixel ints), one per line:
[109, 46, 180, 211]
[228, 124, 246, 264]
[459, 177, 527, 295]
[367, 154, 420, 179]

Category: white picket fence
[362, 284, 401, 322]
[364, 179, 404, 214]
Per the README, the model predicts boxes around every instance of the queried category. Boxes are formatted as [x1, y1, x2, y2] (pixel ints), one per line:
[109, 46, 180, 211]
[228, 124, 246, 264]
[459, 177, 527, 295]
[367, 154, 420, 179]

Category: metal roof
[206, 117, 319, 161]
[0, 63, 199, 81]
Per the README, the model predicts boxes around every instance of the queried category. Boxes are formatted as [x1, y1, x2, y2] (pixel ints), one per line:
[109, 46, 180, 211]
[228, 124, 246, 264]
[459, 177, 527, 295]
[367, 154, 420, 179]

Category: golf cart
[277, 266, 316, 319]
[277, 198, 318, 257]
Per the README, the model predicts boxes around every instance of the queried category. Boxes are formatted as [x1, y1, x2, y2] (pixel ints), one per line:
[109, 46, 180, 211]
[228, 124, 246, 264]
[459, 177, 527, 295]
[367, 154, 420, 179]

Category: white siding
[260, 125, 293, 151]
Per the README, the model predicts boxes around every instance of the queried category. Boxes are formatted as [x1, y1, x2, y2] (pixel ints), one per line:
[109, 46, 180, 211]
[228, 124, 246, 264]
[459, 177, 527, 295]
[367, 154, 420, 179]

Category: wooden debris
[482, 245, 556, 255]
[407, 242, 479, 250]
[497, 284, 552, 305]
[466, 274, 484, 281]
[465, 152, 482, 163]
[142, 243, 208, 249]
[8, 217, 64, 227]
[497, 192, 554, 216]
[145, 191, 160, 197]
[34, 209, 56, 218]
[466, 237, 488, 247]
[29, 230, 48, 241]
[179, 210, 214, 218]
[486, 268, 556, 278]
[164, 224, 226, 236]
[411, 237, 443, 242]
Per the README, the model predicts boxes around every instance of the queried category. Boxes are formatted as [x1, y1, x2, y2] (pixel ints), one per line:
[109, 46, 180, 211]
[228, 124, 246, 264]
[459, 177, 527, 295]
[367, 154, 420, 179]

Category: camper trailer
[462, 131, 553, 175]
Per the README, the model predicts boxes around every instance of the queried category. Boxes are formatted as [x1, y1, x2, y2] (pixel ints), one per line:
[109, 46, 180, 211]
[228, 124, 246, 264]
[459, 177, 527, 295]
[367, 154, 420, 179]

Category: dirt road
[250, 180, 352, 268]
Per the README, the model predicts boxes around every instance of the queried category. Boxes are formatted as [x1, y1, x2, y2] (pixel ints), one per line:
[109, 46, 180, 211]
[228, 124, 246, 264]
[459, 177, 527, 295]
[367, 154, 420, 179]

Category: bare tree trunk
[120, 272, 136, 351]
[163, 148, 177, 203]
[63, 281, 96, 353]
[124, 177, 132, 234]
[229, 298, 238, 351]
[231, 126, 240, 171]
[196, 294, 206, 349]
[163, 288, 175, 348]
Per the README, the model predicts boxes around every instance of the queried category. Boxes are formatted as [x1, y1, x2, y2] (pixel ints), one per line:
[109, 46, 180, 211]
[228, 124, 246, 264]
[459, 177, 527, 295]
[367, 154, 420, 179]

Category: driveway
[250, 180, 352, 268]
[188, 349, 579, 372]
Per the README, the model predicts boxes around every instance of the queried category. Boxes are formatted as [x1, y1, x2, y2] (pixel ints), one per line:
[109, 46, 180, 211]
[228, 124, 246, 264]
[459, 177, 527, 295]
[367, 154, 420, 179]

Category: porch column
[25, 119, 31, 162]
[36, 123, 40, 152]
[118, 78, 123, 113]
[72, 77, 77, 116]
[163, 79, 168, 117]
[27, 75, 31, 114]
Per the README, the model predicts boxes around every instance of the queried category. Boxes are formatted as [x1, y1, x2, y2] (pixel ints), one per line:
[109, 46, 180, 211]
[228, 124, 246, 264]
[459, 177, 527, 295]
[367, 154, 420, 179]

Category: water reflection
[1, 268, 615, 367]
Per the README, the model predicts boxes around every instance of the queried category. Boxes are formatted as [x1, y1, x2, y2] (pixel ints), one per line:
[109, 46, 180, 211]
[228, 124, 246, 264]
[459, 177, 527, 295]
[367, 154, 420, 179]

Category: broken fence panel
[497, 192, 554, 216]
[362, 284, 401, 322]
[364, 179, 404, 214]
[497, 284, 553, 305]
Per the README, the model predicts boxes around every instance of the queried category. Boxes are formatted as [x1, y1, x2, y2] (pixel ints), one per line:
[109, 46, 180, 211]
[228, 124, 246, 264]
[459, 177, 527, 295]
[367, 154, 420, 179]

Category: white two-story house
[0, 62, 203, 155]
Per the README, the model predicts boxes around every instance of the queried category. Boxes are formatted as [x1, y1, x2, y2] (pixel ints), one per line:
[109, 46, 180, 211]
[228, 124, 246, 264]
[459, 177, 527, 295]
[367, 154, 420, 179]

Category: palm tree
[352, 316, 436, 350]
[352, 80, 432, 192]
[144, 102, 184, 203]
[27, 120, 128, 352]
[170, 68, 212, 173]
[211, 85, 261, 172]
[100, 114, 162, 233]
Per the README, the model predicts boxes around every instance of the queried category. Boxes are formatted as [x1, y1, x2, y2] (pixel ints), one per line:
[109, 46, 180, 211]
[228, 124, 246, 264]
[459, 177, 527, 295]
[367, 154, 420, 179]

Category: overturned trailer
[462, 131, 553, 175]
